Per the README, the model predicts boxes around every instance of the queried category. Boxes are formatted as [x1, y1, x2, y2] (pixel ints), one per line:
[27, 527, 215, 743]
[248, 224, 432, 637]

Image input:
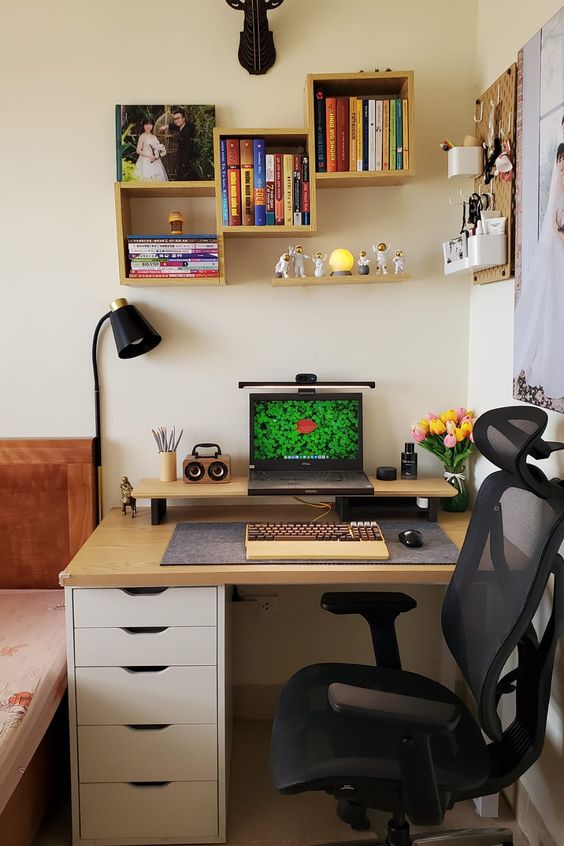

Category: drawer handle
[121, 587, 168, 596]
[128, 781, 171, 788]
[123, 666, 168, 674]
[122, 627, 168, 635]
[127, 724, 170, 731]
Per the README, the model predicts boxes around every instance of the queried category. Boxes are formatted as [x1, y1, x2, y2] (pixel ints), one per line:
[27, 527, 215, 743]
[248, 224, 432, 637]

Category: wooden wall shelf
[272, 273, 411, 287]
[114, 71, 414, 286]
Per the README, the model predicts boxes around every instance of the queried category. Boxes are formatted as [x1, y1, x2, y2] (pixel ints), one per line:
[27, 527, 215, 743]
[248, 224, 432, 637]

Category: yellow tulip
[460, 421, 473, 436]
[455, 427, 466, 442]
[429, 418, 446, 435]
[418, 417, 430, 432]
[440, 409, 459, 424]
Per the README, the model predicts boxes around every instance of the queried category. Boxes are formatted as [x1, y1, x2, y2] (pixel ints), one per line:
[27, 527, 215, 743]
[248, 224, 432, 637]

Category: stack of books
[314, 92, 409, 173]
[219, 138, 310, 227]
[127, 235, 219, 279]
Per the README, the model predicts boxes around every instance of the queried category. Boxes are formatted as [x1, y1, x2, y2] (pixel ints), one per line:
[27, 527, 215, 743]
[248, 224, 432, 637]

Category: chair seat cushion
[270, 663, 490, 795]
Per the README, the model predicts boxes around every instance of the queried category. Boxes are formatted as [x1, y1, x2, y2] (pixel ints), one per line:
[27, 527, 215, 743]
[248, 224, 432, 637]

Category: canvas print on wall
[117, 104, 215, 182]
[513, 7, 564, 413]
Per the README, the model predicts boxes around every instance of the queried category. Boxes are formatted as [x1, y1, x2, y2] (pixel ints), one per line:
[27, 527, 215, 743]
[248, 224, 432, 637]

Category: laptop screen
[249, 392, 363, 470]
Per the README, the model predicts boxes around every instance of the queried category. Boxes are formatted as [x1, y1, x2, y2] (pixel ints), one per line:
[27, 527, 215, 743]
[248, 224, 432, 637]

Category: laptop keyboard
[250, 471, 363, 482]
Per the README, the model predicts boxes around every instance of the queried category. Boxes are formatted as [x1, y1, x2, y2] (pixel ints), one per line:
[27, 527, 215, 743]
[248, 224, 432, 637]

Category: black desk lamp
[92, 297, 162, 523]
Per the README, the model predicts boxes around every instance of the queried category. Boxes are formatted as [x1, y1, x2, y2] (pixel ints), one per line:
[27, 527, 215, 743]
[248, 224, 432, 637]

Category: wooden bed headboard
[0, 439, 96, 589]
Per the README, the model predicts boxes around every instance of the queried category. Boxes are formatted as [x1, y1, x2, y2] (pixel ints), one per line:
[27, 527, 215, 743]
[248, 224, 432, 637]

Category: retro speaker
[183, 443, 231, 483]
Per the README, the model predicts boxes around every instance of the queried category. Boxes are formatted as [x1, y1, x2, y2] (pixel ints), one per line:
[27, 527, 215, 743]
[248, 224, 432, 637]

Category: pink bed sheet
[0, 589, 66, 814]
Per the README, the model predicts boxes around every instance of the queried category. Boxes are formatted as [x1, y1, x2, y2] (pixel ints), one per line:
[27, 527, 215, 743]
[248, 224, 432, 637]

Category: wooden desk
[60, 503, 465, 589]
[61, 503, 468, 846]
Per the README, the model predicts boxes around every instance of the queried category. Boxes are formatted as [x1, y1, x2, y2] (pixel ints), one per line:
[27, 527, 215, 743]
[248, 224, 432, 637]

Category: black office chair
[270, 406, 564, 846]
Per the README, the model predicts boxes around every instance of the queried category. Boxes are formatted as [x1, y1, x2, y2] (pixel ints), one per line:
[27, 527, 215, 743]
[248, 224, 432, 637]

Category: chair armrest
[321, 591, 417, 616]
[328, 682, 460, 735]
[321, 592, 417, 670]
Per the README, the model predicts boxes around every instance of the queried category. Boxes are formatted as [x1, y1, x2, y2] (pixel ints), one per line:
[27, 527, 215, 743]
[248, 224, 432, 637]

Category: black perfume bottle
[401, 442, 418, 480]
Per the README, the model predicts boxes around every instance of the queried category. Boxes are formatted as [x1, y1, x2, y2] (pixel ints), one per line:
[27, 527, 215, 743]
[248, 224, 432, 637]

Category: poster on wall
[513, 7, 564, 413]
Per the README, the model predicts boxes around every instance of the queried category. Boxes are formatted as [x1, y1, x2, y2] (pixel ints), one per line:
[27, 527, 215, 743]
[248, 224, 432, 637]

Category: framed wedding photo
[116, 104, 216, 183]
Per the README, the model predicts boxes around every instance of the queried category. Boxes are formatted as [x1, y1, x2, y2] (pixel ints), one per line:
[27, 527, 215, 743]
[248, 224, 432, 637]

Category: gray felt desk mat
[160, 521, 459, 566]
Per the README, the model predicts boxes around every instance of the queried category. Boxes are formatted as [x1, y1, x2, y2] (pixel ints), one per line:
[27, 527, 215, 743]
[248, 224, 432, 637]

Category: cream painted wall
[1, 0, 478, 687]
[471, 3, 564, 842]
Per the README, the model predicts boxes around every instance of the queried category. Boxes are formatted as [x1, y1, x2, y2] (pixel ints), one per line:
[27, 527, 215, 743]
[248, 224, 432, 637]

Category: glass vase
[441, 465, 470, 513]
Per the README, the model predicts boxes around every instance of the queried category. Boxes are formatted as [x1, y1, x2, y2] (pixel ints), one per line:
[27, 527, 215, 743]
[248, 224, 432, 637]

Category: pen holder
[159, 451, 177, 482]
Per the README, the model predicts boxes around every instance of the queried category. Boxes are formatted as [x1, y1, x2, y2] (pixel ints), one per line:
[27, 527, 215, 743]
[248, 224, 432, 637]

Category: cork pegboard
[472, 64, 517, 285]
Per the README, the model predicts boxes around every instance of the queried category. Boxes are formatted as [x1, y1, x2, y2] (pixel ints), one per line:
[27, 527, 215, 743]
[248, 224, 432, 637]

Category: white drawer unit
[74, 625, 216, 667]
[78, 724, 218, 782]
[66, 583, 228, 845]
[73, 586, 217, 628]
[76, 665, 217, 725]
[79, 781, 218, 840]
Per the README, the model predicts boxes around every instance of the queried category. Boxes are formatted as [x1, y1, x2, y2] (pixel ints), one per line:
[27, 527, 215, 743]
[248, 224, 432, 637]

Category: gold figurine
[120, 476, 137, 518]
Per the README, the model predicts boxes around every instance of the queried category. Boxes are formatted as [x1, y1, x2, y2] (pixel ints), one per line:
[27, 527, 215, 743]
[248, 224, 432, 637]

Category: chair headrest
[473, 406, 555, 498]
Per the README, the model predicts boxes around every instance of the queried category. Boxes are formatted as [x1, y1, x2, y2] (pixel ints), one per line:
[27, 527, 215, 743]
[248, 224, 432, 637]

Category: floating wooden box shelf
[114, 71, 415, 285]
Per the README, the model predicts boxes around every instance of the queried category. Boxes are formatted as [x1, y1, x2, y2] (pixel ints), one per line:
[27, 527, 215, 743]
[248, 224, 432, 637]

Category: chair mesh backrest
[442, 407, 564, 741]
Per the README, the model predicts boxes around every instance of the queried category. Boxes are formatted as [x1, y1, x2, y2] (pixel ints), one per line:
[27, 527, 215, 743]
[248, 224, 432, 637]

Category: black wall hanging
[225, 0, 285, 75]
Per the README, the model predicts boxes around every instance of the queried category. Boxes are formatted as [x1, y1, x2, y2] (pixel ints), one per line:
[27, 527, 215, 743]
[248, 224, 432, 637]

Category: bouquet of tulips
[411, 407, 476, 473]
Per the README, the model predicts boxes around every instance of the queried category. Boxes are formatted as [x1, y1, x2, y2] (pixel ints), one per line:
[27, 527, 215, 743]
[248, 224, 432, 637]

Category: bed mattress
[0, 589, 66, 814]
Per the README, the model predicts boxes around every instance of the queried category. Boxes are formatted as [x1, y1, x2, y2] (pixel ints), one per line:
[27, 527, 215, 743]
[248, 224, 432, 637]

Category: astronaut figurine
[357, 250, 370, 275]
[312, 251, 327, 277]
[289, 244, 310, 278]
[274, 252, 292, 278]
[392, 249, 407, 274]
[372, 242, 390, 275]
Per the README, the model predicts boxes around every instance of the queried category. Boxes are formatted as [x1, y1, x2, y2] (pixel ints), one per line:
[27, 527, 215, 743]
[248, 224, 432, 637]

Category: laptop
[247, 392, 374, 496]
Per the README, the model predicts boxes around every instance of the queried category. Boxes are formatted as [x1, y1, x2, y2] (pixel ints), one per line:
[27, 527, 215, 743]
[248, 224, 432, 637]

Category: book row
[128, 234, 219, 278]
[314, 92, 409, 173]
[219, 139, 310, 227]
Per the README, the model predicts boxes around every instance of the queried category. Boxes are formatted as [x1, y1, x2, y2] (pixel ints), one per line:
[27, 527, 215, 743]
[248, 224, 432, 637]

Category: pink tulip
[444, 433, 456, 448]
[412, 425, 427, 443]
[456, 407, 466, 422]
[427, 412, 437, 420]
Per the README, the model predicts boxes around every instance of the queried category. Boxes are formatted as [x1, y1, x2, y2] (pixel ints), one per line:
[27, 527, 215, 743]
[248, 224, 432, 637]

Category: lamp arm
[92, 311, 111, 468]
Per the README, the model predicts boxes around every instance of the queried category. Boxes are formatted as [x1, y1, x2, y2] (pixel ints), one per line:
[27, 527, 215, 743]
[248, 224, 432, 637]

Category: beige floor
[34, 720, 530, 846]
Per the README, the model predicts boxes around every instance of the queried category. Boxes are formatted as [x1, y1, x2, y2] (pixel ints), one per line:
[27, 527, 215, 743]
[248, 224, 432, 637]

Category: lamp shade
[109, 298, 162, 359]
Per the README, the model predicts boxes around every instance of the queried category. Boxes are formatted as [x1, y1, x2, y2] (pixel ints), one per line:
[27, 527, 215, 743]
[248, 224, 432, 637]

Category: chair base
[322, 822, 514, 846]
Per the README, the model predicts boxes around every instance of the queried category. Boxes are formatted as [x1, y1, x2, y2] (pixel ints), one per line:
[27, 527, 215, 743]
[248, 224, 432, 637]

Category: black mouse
[398, 529, 424, 548]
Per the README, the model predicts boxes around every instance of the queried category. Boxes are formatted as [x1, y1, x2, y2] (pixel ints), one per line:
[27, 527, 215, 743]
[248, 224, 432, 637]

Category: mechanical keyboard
[245, 521, 389, 560]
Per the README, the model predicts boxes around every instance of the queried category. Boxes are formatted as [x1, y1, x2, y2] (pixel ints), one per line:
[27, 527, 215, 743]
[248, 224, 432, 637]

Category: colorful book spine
[402, 99, 409, 170]
[129, 271, 219, 278]
[240, 139, 254, 226]
[325, 97, 337, 173]
[253, 139, 266, 225]
[383, 100, 390, 170]
[283, 153, 293, 225]
[368, 99, 376, 171]
[226, 138, 241, 225]
[265, 154, 275, 226]
[356, 98, 363, 171]
[293, 154, 302, 226]
[375, 100, 383, 171]
[389, 99, 396, 171]
[336, 97, 349, 172]
[274, 153, 284, 225]
[362, 99, 369, 171]
[396, 98, 403, 170]
[302, 155, 310, 226]
[219, 139, 229, 225]
[349, 96, 357, 172]
[314, 89, 326, 172]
